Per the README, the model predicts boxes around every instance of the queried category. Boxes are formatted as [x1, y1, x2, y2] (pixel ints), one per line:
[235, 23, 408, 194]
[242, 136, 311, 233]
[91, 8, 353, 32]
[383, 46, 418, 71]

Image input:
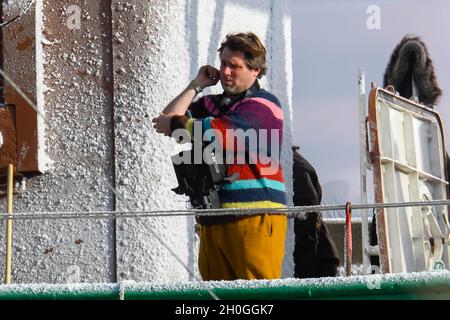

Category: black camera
[171, 147, 238, 209]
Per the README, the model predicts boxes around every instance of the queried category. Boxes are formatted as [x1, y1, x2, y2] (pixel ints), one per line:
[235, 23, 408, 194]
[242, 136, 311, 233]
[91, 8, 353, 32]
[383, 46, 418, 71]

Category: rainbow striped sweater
[175, 83, 287, 224]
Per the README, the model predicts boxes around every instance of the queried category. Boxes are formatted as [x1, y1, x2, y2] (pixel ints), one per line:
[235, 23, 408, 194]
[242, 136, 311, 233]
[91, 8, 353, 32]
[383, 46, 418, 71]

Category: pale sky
[292, 0, 450, 207]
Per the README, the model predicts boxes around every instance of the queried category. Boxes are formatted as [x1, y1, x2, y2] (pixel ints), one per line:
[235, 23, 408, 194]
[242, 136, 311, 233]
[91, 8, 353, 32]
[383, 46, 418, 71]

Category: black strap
[213, 80, 260, 115]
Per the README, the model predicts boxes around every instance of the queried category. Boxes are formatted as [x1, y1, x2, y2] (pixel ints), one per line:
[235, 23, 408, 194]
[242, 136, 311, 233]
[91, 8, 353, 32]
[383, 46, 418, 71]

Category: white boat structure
[358, 69, 450, 277]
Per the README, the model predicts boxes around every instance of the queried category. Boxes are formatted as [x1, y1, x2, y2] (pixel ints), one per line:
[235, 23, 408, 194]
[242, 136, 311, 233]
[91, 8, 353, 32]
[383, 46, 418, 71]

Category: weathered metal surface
[0, 106, 17, 173]
[369, 87, 450, 273]
[368, 88, 391, 273]
[0, 1, 116, 284]
[2, 1, 38, 172]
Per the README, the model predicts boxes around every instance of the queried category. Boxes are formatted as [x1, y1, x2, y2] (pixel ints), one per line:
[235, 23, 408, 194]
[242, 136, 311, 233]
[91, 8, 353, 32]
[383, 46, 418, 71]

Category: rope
[1, 199, 450, 221]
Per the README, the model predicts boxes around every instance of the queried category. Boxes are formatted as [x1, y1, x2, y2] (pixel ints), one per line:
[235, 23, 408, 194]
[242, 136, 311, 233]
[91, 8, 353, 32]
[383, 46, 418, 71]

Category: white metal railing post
[358, 69, 370, 274]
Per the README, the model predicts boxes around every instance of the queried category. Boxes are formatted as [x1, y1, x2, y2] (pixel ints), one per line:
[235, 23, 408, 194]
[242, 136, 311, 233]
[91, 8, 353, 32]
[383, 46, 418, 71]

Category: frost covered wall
[0, 0, 293, 284]
[1, 0, 117, 284]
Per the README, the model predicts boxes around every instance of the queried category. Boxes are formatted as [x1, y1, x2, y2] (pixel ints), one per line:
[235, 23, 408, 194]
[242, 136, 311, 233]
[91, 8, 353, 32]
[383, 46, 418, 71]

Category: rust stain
[6, 25, 25, 40]
[75, 239, 83, 245]
[76, 69, 87, 78]
[16, 37, 34, 51]
[0, 106, 18, 172]
[44, 248, 54, 255]
[4, 86, 39, 172]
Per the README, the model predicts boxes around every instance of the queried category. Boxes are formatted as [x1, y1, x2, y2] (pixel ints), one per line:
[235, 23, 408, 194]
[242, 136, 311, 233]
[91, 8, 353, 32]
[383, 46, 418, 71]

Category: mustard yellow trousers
[198, 214, 287, 281]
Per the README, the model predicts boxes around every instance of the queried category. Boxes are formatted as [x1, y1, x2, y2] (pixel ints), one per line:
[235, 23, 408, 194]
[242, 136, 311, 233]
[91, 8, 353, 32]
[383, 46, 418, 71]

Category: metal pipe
[358, 69, 371, 275]
[5, 163, 13, 284]
[345, 202, 353, 276]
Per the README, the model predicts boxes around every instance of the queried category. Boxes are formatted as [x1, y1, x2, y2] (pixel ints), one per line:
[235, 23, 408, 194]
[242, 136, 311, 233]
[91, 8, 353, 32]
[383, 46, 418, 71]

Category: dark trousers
[294, 216, 339, 278]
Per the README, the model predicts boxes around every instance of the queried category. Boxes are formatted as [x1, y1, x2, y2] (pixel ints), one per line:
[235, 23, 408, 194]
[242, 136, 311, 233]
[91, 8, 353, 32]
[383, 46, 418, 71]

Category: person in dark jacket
[292, 146, 340, 278]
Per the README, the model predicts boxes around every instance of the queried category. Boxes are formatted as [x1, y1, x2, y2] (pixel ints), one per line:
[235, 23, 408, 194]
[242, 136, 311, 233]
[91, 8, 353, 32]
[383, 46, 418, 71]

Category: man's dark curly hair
[218, 32, 267, 79]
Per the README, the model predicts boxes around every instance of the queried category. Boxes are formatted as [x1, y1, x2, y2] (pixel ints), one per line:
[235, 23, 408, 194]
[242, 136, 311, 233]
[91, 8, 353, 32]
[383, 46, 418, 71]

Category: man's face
[219, 47, 260, 95]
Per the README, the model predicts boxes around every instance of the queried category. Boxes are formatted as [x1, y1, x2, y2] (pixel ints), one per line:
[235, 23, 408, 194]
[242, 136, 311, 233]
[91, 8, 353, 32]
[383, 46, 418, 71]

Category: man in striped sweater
[152, 32, 287, 280]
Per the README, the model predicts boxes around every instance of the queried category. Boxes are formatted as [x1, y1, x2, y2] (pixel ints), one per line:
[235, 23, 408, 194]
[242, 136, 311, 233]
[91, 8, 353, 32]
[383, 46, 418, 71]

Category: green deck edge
[0, 272, 449, 300]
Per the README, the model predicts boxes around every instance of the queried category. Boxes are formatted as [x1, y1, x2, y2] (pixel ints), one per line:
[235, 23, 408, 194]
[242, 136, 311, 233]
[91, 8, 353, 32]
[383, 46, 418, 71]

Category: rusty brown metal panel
[2, 2, 38, 172]
[0, 2, 3, 104]
[40, 0, 116, 172]
[0, 106, 17, 173]
[368, 87, 391, 273]
[8, 90, 38, 171]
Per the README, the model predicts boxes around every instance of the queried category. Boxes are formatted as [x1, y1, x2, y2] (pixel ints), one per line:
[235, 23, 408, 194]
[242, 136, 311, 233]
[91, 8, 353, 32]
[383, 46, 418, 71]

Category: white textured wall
[0, 0, 117, 284]
[0, 0, 293, 283]
[112, 0, 194, 282]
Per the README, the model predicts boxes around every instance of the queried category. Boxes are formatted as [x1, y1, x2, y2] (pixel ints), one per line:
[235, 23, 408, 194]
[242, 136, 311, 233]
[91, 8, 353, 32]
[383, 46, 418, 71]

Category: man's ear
[253, 68, 261, 78]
